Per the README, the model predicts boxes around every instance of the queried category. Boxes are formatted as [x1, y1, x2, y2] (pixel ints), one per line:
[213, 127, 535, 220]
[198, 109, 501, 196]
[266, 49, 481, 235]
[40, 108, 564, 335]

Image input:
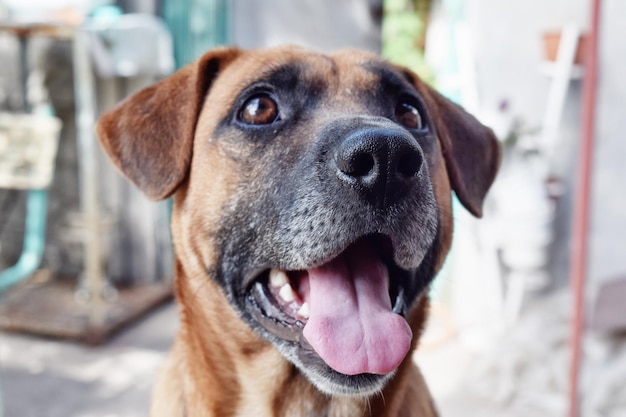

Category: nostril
[349, 152, 375, 177]
[335, 149, 376, 178]
[396, 152, 421, 178]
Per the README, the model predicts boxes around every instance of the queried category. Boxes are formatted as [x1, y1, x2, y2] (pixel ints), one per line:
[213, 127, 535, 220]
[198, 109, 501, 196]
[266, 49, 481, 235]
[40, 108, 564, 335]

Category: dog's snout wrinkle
[334, 127, 423, 209]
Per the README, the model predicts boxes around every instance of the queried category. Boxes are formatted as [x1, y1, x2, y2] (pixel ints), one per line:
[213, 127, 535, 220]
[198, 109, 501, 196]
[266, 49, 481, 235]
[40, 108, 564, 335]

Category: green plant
[382, 0, 434, 84]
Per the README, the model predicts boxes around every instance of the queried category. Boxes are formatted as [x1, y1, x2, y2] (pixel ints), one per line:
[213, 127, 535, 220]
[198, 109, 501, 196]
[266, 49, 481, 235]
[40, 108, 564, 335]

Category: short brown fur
[97, 45, 499, 417]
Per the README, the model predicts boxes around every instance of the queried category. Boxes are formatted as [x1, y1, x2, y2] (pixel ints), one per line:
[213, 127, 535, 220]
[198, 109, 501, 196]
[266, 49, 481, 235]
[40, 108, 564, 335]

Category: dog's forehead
[211, 46, 401, 103]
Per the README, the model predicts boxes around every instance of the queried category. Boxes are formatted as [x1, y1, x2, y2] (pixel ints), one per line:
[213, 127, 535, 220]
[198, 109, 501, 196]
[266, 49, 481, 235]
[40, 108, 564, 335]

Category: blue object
[90, 4, 124, 22]
[0, 190, 48, 293]
[162, 0, 229, 69]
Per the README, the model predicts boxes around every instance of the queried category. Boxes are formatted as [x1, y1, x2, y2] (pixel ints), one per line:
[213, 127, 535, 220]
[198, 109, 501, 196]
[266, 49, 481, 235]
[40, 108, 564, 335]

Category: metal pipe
[72, 28, 106, 332]
[0, 32, 49, 293]
[568, 0, 602, 416]
[0, 190, 47, 292]
[18, 34, 30, 112]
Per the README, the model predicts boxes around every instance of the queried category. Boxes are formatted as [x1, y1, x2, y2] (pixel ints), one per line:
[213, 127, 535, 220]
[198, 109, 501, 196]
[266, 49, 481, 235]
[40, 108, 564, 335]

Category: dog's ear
[426, 88, 500, 217]
[96, 47, 241, 200]
[401, 69, 501, 217]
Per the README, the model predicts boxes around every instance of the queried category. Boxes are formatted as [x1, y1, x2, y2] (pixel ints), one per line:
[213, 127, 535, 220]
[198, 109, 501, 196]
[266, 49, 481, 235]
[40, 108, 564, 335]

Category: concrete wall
[466, 0, 587, 126]
[463, 0, 626, 290]
[230, 0, 382, 53]
[589, 0, 626, 284]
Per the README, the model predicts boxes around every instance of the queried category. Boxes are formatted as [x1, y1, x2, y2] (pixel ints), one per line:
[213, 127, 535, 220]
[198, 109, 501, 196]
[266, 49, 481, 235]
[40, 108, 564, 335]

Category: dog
[96, 45, 500, 417]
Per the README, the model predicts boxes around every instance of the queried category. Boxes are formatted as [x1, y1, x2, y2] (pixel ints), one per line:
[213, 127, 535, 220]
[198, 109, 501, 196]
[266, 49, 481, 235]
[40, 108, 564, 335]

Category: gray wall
[465, 0, 626, 290]
[467, 0, 588, 126]
[230, 0, 382, 53]
[589, 0, 626, 284]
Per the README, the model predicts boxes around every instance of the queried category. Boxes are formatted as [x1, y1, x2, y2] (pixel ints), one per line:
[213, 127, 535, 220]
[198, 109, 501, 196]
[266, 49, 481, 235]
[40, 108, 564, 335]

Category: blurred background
[0, 0, 624, 416]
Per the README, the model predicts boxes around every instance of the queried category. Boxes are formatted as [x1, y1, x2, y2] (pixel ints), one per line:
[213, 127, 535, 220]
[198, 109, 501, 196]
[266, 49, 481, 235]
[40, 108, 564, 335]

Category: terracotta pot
[542, 31, 588, 64]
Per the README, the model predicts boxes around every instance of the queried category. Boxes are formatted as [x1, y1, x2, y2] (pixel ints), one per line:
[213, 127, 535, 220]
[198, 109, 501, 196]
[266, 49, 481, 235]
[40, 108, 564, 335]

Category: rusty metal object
[0, 274, 172, 344]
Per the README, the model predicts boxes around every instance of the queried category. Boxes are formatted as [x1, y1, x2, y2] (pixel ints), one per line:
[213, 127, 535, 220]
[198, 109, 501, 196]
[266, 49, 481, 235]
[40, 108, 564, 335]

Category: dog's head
[97, 46, 499, 396]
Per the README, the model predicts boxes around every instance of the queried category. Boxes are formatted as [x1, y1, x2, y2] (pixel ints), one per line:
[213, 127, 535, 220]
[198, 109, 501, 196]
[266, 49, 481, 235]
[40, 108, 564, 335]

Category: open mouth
[245, 234, 414, 377]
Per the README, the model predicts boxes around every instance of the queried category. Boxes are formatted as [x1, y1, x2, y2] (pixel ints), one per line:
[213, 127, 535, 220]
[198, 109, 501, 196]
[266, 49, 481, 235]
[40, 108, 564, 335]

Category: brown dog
[97, 45, 499, 417]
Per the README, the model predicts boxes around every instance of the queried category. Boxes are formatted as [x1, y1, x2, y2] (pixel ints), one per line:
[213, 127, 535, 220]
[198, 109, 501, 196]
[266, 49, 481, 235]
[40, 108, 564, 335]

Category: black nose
[334, 126, 423, 208]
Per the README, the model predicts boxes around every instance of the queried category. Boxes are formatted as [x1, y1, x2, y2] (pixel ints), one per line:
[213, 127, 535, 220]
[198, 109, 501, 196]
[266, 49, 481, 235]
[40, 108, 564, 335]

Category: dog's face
[97, 46, 499, 397]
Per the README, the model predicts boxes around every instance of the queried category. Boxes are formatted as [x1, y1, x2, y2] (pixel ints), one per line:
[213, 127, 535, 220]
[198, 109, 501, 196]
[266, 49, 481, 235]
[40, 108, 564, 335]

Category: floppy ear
[426, 88, 500, 217]
[96, 47, 241, 200]
[402, 69, 501, 217]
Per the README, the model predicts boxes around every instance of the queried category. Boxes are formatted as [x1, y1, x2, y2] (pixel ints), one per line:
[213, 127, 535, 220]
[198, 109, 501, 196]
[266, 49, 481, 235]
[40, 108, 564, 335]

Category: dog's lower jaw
[152, 267, 436, 417]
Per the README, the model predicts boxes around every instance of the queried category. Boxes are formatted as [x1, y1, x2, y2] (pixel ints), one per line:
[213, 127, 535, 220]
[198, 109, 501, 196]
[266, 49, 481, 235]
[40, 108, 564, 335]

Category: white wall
[466, 0, 588, 125]
[589, 0, 626, 284]
[464, 0, 626, 290]
[230, 0, 382, 53]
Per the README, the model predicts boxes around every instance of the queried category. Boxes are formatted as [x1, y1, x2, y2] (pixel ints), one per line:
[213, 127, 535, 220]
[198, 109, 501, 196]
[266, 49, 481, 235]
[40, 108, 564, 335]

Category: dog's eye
[395, 101, 422, 130]
[239, 94, 279, 125]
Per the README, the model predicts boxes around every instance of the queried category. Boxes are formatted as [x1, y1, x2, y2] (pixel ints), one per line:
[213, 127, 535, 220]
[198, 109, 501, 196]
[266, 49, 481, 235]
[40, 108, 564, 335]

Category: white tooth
[393, 288, 405, 314]
[297, 302, 310, 318]
[269, 269, 288, 288]
[279, 284, 296, 303]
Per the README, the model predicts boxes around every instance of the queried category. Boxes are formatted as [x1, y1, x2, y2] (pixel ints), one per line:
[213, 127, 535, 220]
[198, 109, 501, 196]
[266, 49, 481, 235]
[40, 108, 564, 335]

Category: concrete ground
[0, 303, 178, 417]
[0, 301, 472, 417]
[0, 300, 518, 417]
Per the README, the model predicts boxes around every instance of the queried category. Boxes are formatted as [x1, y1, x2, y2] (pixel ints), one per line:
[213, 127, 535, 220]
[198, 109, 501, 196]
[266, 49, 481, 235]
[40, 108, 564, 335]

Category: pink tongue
[302, 240, 412, 375]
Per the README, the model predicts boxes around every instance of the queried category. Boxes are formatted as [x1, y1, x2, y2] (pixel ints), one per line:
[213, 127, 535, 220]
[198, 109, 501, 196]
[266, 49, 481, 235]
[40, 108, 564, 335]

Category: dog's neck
[158, 264, 433, 417]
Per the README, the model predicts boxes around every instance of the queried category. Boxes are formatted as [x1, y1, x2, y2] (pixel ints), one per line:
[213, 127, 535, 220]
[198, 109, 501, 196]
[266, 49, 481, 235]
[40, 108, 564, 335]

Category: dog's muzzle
[226, 116, 439, 395]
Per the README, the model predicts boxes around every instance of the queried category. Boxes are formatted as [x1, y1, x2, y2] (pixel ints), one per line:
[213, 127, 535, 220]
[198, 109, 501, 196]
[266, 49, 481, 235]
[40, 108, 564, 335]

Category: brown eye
[239, 94, 279, 125]
[395, 101, 422, 129]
